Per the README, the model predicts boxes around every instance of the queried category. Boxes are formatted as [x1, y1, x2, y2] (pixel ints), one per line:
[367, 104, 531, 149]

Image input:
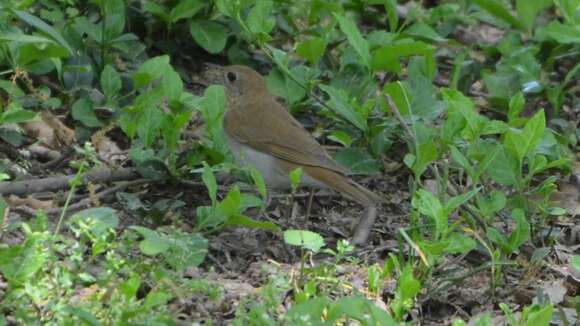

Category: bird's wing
[225, 98, 349, 175]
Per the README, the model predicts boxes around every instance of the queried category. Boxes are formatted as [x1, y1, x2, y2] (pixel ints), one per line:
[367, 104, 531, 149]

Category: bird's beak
[193, 63, 224, 86]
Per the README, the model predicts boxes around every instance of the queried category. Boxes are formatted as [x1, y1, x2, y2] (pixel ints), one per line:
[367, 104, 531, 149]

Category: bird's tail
[304, 166, 383, 207]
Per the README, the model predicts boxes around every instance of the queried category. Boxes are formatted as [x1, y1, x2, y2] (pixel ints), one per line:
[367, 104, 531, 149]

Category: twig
[0, 167, 140, 196]
[12, 179, 150, 217]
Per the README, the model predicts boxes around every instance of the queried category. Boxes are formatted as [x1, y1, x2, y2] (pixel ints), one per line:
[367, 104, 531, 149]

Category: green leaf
[508, 92, 524, 125]
[328, 130, 352, 147]
[444, 188, 479, 216]
[404, 23, 446, 42]
[450, 146, 475, 178]
[71, 98, 103, 128]
[471, 0, 522, 30]
[409, 142, 438, 179]
[334, 148, 381, 175]
[526, 304, 553, 326]
[246, 1, 275, 36]
[202, 162, 217, 205]
[319, 84, 367, 131]
[161, 67, 183, 102]
[225, 214, 280, 231]
[333, 13, 371, 69]
[413, 189, 446, 236]
[295, 38, 327, 65]
[445, 233, 477, 254]
[442, 89, 483, 140]
[169, 0, 204, 23]
[1, 108, 37, 124]
[69, 207, 119, 236]
[538, 21, 580, 44]
[372, 40, 435, 73]
[572, 256, 580, 271]
[137, 104, 162, 147]
[265, 66, 311, 106]
[486, 147, 519, 186]
[189, 20, 228, 54]
[508, 209, 530, 252]
[504, 109, 545, 163]
[61, 307, 102, 326]
[101, 65, 121, 99]
[133, 55, 170, 88]
[143, 1, 170, 23]
[516, 0, 552, 31]
[13, 10, 74, 54]
[129, 226, 170, 255]
[249, 167, 267, 200]
[284, 229, 325, 253]
[289, 167, 303, 192]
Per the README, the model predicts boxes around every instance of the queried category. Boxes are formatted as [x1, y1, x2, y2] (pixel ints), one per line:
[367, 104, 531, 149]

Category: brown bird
[201, 64, 382, 243]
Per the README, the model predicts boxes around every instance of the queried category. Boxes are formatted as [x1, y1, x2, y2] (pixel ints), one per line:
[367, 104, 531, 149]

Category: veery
[201, 65, 382, 243]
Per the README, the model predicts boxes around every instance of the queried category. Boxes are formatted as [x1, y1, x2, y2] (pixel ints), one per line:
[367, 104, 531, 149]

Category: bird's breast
[225, 135, 326, 190]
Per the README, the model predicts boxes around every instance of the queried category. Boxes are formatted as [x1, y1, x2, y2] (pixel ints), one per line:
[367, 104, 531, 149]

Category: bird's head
[201, 64, 268, 98]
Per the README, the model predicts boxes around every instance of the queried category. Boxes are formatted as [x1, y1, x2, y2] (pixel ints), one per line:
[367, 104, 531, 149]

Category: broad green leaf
[60, 307, 101, 326]
[225, 214, 280, 231]
[572, 256, 580, 271]
[189, 20, 228, 54]
[504, 109, 545, 163]
[69, 207, 118, 236]
[538, 21, 580, 44]
[333, 14, 371, 69]
[372, 40, 435, 73]
[129, 226, 170, 255]
[383, 81, 410, 115]
[404, 23, 446, 42]
[161, 67, 183, 102]
[442, 89, 483, 140]
[450, 146, 475, 178]
[284, 229, 325, 252]
[169, 0, 204, 23]
[296, 38, 326, 65]
[265, 66, 311, 106]
[133, 55, 170, 87]
[289, 167, 303, 192]
[143, 1, 170, 23]
[202, 162, 217, 205]
[220, 186, 241, 216]
[526, 304, 553, 326]
[13, 10, 74, 54]
[444, 188, 479, 216]
[444, 233, 477, 254]
[100, 65, 121, 99]
[409, 142, 438, 179]
[334, 148, 381, 175]
[486, 147, 519, 186]
[508, 92, 524, 125]
[249, 167, 267, 200]
[516, 0, 552, 31]
[328, 130, 352, 147]
[471, 0, 522, 30]
[319, 84, 367, 131]
[508, 209, 530, 252]
[1, 108, 37, 124]
[246, 1, 275, 36]
[137, 104, 162, 147]
[71, 98, 103, 128]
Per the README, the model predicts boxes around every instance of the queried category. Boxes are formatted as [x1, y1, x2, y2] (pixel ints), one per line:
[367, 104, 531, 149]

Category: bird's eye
[226, 71, 237, 83]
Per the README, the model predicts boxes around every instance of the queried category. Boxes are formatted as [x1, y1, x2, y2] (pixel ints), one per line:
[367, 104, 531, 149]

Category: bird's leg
[305, 189, 315, 223]
[352, 205, 377, 244]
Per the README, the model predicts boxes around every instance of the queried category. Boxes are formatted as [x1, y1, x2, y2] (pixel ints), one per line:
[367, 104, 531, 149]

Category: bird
[201, 64, 383, 243]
